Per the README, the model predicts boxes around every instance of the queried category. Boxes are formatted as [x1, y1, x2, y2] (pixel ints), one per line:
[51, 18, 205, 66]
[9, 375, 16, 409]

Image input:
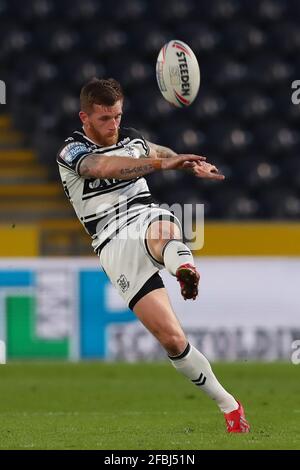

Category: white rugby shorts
[99, 207, 182, 306]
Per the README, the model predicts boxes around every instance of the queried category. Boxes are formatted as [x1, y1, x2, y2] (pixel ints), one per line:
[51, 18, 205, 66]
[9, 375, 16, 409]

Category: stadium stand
[0, 0, 299, 254]
[0, 111, 88, 254]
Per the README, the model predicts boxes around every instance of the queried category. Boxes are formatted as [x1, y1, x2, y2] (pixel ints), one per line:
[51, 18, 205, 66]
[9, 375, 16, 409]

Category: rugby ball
[156, 40, 200, 107]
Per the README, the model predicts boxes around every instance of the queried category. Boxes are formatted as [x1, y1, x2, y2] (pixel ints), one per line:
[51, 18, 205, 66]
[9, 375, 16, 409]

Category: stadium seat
[113, 0, 148, 25]
[152, 0, 195, 26]
[281, 156, 300, 187]
[10, 0, 59, 24]
[222, 22, 268, 57]
[193, 0, 241, 23]
[262, 187, 300, 218]
[206, 121, 254, 156]
[255, 122, 300, 157]
[226, 90, 274, 122]
[247, 0, 288, 23]
[192, 90, 226, 125]
[175, 24, 221, 57]
[61, 0, 104, 24]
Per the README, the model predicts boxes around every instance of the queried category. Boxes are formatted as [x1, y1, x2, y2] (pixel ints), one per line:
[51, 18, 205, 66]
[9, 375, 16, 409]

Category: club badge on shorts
[117, 274, 130, 293]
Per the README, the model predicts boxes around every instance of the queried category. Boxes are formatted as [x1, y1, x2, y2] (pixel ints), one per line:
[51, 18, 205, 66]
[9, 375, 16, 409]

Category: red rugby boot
[176, 263, 200, 300]
[224, 401, 250, 433]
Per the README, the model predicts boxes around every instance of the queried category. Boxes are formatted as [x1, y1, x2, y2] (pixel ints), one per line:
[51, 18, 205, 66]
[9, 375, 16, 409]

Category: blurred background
[0, 0, 299, 362]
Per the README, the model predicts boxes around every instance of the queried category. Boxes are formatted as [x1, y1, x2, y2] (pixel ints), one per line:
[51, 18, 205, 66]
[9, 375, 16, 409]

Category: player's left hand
[182, 160, 225, 180]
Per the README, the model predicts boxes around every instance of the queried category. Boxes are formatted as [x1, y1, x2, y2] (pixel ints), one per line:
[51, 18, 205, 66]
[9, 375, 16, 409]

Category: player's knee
[148, 236, 179, 264]
[160, 333, 187, 356]
[146, 221, 181, 262]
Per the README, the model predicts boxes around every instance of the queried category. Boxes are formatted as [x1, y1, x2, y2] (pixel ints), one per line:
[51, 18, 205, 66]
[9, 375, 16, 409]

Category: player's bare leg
[146, 220, 200, 300]
[132, 287, 187, 356]
[133, 289, 250, 432]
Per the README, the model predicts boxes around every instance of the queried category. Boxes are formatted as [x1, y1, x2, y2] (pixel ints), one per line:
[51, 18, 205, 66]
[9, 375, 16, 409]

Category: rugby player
[57, 78, 250, 433]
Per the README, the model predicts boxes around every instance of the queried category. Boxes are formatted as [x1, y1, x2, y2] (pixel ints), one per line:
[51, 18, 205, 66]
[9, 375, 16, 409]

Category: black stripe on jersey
[84, 197, 155, 236]
[82, 179, 142, 200]
[84, 216, 106, 237]
[130, 138, 149, 155]
[87, 140, 147, 156]
[76, 153, 94, 174]
[85, 205, 148, 236]
[73, 131, 101, 146]
[95, 212, 142, 255]
[73, 130, 93, 141]
[90, 146, 121, 154]
[100, 199, 154, 233]
[57, 161, 76, 172]
[63, 183, 71, 200]
[83, 191, 152, 221]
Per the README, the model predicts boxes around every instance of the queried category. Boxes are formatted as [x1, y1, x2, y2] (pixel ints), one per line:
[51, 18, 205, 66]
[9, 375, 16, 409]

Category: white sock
[162, 240, 194, 276]
[169, 343, 238, 413]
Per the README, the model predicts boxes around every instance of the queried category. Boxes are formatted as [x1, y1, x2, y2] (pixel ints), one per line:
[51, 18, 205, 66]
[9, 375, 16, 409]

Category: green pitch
[0, 362, 298, 450]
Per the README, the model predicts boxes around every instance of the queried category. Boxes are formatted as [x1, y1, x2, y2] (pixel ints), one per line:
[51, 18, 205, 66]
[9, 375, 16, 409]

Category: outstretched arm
[146, 141, 224, 180]
[79, 153, 204, 180]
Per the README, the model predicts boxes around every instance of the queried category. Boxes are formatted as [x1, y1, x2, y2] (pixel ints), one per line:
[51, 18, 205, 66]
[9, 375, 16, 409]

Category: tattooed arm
[79, 154, 204, 180]
[145, 141, 178, 159]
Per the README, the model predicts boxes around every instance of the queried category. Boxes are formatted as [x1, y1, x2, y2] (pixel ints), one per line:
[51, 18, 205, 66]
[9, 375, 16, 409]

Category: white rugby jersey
[57, 127, 157, 254]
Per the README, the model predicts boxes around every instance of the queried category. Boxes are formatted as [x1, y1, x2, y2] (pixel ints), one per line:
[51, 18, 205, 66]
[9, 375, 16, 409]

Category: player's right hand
[161, 154, 206, 171]
[182, 160, 225, 180]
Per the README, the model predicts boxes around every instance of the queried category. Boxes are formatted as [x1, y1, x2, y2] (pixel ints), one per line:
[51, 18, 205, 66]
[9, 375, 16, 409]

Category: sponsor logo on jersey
[60, 142, 88, 163]
[89, 179, 101, 189]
